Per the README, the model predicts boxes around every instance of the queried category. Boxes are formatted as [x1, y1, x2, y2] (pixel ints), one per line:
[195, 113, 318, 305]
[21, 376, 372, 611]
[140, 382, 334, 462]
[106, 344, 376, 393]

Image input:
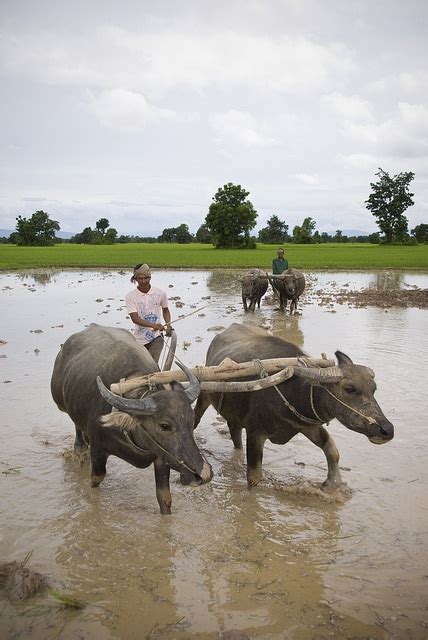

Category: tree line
[2, 168, 427, 246]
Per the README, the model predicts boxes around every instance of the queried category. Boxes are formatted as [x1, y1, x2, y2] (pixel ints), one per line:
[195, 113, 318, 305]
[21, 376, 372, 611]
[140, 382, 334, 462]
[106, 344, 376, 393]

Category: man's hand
[164, 324, 174, 337]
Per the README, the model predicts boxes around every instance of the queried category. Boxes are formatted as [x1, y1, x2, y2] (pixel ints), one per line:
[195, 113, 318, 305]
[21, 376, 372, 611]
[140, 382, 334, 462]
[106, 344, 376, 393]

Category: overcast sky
[1, 0, 427, 237]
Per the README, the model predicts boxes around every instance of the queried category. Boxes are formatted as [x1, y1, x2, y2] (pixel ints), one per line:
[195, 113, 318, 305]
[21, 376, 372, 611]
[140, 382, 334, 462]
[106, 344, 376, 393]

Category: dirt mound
[334, 287, 428, 309]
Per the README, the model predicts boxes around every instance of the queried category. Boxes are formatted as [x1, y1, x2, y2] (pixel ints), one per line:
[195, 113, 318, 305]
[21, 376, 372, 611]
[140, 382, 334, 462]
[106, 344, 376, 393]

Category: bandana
[134, 264, 151, 278]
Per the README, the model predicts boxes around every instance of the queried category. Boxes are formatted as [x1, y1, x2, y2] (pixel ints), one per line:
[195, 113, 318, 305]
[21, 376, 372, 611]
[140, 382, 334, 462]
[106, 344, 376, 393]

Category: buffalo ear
[335, 350, 354, 367]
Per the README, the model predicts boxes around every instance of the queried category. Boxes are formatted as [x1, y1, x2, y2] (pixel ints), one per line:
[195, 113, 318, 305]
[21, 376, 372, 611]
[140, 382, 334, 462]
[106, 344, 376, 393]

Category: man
[272, 248, 288, 275]
[125, 263, 172, 363]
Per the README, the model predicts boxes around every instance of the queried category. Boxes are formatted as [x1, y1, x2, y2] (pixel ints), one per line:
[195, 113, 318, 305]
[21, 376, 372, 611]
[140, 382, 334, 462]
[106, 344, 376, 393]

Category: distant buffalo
[240, 268, 269, 312]
[269, 268, 305, 313]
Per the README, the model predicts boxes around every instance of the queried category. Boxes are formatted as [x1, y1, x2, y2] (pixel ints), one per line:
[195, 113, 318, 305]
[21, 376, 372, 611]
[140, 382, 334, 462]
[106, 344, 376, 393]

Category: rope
[323, 387, 378, 425]
[271, 382, 321, 424]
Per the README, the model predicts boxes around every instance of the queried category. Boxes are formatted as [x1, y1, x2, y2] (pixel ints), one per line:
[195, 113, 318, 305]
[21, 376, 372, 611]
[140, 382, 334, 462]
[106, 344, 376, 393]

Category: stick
[166, 304, 211, 327]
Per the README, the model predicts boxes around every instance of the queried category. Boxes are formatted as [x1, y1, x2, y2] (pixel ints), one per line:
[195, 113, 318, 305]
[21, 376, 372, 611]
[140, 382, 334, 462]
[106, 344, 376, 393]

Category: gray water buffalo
[240, 268, 269, 311]
[51, 324, 212, 514]
[194, 323, 394, 490]
[269, 268, 305, 313]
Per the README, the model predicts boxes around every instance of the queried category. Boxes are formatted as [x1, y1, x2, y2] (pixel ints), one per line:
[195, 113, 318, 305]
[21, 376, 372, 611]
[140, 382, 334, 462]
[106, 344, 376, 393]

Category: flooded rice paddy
[1, 268, 427, 639]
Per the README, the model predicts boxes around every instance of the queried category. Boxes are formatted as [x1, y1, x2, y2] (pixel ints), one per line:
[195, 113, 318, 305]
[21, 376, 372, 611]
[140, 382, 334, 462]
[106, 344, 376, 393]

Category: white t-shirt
[125, 286, 169, 345]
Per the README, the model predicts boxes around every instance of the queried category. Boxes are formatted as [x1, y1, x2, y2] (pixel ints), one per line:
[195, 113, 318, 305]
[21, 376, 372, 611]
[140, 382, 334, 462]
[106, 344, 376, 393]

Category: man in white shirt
[125, 263, 172, 363]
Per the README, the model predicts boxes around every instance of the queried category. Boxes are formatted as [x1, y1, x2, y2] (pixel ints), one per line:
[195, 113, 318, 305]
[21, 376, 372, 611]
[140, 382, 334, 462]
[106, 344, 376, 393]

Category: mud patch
[334, 287, 428, 308]
[0, 561, 49, 601]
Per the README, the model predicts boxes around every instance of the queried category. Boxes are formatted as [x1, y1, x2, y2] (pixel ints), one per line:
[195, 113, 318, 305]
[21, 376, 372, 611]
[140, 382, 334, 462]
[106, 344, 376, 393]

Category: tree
[411, 223, 428, 243]
[95, 218, 110, 235]
[292, 217, 316, 244]
[205, 182, 258, 248]
[70, 227, 96, 244]
[104, 227, 118, 244]
[174, 224, 193, 244]
[258, 214, 289, 244]
[365, 168, 415, 243]
[15, 210, 60, 246]
[159, 227, 177, 243]
[195, 223, 212, 244]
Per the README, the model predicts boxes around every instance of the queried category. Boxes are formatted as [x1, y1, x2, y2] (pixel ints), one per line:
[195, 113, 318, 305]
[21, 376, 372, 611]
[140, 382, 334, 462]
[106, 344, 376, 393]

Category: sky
[1, 0, 427, 237]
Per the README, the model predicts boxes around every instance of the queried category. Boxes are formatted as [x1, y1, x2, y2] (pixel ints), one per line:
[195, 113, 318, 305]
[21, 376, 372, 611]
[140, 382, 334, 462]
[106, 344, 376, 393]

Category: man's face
[277, 252, 284, 259]
[136, 275, 151, 291]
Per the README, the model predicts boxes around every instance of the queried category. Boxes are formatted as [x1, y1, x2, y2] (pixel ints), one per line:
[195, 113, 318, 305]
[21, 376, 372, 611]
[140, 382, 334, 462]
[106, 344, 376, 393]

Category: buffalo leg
[300, 424, 342, 488]
[90, 449, 108, 487]
[228, 420, 243, 449]
[246, 431, 266, 487]
[194, 393, 211, 429]
[242, 296, 248, 311]
[73, 424, 88, 458]
[153, 458, 172, 514]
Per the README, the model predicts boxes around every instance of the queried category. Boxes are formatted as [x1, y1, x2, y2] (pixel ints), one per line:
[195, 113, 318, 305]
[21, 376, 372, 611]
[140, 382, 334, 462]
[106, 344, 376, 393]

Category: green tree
[15, 210, 60, 246]
[292, 217, 316, 244]
[95, 218, 110, 235]
[365, 168, 414, 243]
[104, 227, 118, 244]
[205, 182, 258, 248]
[174, 223, 193, 244]
[369, 232, 380, 244]
[195, 223, 212, 244]
[411, 223, 428, 243]
[70, 227, 96, 244]
[334, 230, 343, 243]
[258, 214, 289, 244]
[159, 227, 177, 243]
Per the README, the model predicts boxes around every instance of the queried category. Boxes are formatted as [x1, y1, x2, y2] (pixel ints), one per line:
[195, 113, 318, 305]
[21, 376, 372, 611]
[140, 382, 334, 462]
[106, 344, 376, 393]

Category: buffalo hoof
[90, 473, 106, 488]
[321, 479, 341, 493]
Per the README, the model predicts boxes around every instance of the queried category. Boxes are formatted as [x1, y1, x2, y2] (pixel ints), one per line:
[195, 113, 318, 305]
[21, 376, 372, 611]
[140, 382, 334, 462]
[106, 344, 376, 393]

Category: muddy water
[1, 269, 427, 639]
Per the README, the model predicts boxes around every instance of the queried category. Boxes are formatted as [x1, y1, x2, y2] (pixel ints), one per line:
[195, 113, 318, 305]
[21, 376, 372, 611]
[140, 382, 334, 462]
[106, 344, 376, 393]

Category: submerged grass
[0, 242, 427, 270]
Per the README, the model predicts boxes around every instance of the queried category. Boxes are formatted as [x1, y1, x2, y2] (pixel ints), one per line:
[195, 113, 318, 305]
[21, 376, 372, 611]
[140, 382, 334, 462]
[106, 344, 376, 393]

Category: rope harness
[253, 359, 378, 427]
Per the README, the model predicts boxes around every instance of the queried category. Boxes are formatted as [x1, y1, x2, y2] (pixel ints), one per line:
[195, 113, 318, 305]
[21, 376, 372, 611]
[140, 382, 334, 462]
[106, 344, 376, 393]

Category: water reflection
[374, 271, 403, 290]
[15, 270, 55, 285]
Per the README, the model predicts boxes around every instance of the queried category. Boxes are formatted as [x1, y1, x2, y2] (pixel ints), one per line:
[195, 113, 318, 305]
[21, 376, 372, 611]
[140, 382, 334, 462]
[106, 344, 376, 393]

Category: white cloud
[295, 173, 320, 185]
[343, 102, 428, 158]
[0, 26, 354, 97]
[209, 110, 276, 147]
[322, 91, 374, 122]
[85, 89, 176, 131]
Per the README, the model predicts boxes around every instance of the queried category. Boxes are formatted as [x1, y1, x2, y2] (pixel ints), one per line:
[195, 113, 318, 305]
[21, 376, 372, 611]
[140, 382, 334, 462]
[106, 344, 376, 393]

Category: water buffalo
[194, 323, 394, 490]
[269, 268, 305, 313]
[51, 324, 212, 514]
[240, 268, 269, 311]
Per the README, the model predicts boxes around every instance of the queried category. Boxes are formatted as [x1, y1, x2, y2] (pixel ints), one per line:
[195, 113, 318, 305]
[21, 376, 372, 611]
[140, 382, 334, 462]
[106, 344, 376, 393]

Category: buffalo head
[97, 362, 213, 485]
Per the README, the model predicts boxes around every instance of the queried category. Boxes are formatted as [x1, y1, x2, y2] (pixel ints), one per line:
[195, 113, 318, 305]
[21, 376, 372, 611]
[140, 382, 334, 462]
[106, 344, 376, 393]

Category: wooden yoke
[110, 355, 335, 395]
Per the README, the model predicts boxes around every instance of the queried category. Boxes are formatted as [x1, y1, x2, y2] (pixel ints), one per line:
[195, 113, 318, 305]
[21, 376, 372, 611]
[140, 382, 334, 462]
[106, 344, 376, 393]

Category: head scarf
[133, 264, 151, 278]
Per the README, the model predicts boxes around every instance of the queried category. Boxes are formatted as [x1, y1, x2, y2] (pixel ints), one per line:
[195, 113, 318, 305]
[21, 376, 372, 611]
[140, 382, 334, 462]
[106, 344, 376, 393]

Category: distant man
[125, 263, 172, 364]
[272, 248, 288, 275]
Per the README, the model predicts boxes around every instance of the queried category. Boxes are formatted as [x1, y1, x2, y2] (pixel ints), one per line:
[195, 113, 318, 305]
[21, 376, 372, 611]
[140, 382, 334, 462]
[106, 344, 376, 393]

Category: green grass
[0, 242, 427, 271]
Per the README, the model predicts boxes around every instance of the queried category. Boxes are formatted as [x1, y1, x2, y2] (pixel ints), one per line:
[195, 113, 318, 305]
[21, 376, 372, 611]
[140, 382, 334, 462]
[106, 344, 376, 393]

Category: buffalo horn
[293, 366, 342, 383]
[177, 361, 201, 402]
[96, 376, 158, 415]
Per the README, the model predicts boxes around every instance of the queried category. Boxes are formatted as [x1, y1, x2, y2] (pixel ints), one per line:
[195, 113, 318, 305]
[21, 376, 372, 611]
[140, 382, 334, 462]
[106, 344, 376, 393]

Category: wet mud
[1, 268, 428, 639]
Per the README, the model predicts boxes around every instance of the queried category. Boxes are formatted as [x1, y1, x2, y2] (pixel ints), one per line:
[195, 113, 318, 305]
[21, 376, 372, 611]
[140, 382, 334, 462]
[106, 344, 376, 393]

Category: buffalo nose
[380, 421, 394, 439]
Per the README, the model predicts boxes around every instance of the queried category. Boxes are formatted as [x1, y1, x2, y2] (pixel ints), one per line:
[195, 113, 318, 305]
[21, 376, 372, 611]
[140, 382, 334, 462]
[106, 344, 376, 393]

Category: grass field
[0, 242, 427, 271]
